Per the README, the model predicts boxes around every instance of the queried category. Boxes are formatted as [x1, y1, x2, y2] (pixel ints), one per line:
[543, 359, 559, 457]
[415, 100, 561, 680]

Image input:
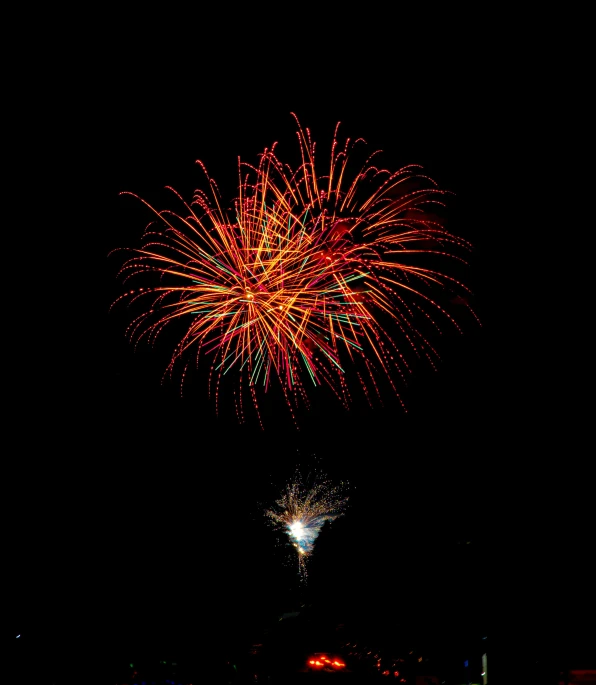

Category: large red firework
[111, 114, 478, 426]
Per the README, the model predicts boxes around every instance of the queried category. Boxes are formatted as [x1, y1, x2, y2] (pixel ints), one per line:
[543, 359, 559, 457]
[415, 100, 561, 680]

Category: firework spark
[111, 114, 478, 425]
[265, 469, 349, 577]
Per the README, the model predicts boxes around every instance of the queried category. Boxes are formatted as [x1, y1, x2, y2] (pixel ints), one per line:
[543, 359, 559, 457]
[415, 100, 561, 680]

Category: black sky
[7, 15, 593, 683]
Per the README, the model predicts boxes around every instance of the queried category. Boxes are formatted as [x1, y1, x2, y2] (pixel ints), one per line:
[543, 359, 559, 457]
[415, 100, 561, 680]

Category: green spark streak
[335, 335, 363, 350]
[343, 272, 369, 283]
[201, 253, 237, 278]
[288, 355, 295, 386]
[263, 358, 272, 386]
[250, 338, 268, 384]
[320, 348, 345, 372]
[214, 320, 257, 373]
[251, 354, 265, 385]
[240, 334, 266, 374]
[298, 256, 310, 275]
[300, 351, 319, 386]
[215, 348, 238, 374]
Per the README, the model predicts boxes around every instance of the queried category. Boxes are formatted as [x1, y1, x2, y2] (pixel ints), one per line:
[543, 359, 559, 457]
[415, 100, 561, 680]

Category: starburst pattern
[111, 114, 478, 426]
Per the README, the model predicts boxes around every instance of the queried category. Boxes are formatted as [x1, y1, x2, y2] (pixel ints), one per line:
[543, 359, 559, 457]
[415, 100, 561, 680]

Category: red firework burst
[110, 114, 479, 427]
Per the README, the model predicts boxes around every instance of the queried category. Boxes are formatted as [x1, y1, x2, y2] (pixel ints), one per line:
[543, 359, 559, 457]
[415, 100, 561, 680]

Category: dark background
[6, 10, 592, 684]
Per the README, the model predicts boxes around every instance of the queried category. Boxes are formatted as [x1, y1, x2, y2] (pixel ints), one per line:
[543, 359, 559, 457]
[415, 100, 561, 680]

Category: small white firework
[266, 469, 349, 577]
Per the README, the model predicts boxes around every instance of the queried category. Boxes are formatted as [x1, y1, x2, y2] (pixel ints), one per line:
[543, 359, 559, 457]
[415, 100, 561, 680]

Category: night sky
[7, 16, 593, 684]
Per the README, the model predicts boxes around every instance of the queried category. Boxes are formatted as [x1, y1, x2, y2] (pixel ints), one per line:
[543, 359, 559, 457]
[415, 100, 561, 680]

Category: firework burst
[111, 114, 478, 426]
[265, 469, 349, 578]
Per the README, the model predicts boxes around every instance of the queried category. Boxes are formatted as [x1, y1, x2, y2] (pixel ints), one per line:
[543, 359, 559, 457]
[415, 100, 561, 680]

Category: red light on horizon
[307, 654, 346, 670]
